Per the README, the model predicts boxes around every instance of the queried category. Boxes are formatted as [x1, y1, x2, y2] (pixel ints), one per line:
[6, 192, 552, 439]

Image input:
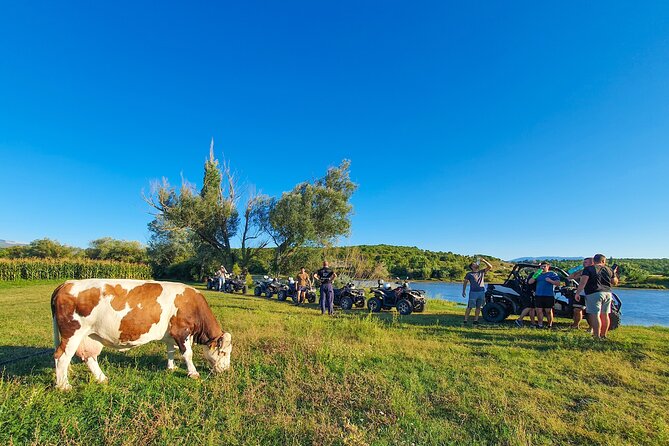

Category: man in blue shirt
[528, 261, 561, 328]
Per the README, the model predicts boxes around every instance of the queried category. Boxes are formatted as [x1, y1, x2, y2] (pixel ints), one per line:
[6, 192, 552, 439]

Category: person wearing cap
[528, 261, 561, 328]
[461, 258, 493, 326]
[314, 261, 336, 315]
[216, 265, 229, 292]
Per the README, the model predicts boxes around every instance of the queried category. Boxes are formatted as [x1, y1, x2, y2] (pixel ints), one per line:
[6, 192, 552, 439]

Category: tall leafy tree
[146, 140, 266, 270]
[260, 160, 357, 274]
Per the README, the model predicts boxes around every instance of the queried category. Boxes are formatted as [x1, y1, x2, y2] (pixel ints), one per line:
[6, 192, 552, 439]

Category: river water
[410, 281, 669, 327]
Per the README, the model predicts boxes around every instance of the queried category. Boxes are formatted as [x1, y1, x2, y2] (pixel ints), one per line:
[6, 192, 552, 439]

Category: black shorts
[520, 295, 534, 310]
[535, 296, 555, 309]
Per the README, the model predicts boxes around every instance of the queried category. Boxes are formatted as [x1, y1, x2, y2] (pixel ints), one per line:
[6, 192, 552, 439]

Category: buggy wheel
[397, 299, 412, 315]
[482, 302, 507, 323]
[242, 286, 247, 294]
[254, 286, 261, 297]
[609, 311, 621, 330]
[278, 291, 287, 301]
[340, 296, 353, 310]
[367, 297, 382, 313]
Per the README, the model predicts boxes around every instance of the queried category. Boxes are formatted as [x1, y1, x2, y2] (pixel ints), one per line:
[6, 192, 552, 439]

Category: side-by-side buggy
[482, 263, 622, 329]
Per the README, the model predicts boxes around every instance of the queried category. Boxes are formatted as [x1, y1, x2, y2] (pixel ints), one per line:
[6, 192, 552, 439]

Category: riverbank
[2, 282, 668, 445]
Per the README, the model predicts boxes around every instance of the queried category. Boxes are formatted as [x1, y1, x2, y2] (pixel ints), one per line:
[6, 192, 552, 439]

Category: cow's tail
[51, 283, 65, 352]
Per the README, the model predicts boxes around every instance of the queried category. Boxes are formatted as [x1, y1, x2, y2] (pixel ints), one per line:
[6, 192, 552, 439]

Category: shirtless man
[296, 267, 312, 305]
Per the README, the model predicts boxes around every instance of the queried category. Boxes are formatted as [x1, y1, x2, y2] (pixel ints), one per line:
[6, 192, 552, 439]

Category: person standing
[574, 254, 619, 339]
[462, 258, 493, 325]
[567, 257, 594, 329]
[216, 265, 228, 292]
[314, 261, 337, 315]
[528, 261, 561, 328]
[295, 267, 312, 305]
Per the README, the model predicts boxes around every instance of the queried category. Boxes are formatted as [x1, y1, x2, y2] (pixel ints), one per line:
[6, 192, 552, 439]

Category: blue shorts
[468, 291, 485, 309]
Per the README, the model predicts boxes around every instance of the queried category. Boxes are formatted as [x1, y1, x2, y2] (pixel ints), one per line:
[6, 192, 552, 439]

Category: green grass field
[1, 281, 668, 445]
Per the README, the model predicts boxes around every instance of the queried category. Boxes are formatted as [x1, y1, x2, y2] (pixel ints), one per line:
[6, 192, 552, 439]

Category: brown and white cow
[51, 279, 232, 390]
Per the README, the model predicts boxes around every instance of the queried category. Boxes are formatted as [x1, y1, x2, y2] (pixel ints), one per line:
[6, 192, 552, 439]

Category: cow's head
[204, 332, 232, 373]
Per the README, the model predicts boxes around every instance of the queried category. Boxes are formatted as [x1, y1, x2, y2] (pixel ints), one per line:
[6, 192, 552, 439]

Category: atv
[253, 276, 282, 298]
[277, 279, 317, 304]
[334, 282, 365, 310]
[224, 275, 247, 294]
[367, 278, 426, 315]
[482, 263, 622, 329]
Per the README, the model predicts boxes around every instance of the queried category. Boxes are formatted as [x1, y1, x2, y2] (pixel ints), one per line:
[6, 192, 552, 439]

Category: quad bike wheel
[354, 297, 365, 308]
[482, 302, 507, 323]
[367, 297, 382, 313]
[397, 299, 412, 315]
[414, 302, 425, 313]
[340, 296, 353, 310]
[265, 290, 273, 298]
[254, 286, 261, 297]
[307, 293, 316, 304]
[278, 290, 287, 301]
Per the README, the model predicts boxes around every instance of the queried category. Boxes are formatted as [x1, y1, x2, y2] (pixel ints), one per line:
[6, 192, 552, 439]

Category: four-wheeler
[253, 276, 282, 298]
[367, 278, 426, 315]
[482, 263, 622, 329]
[333, 282, 366, 310]
[206, 274, 225, 291]
[277, 278, 317, 303]
[223, 275, 247, 294]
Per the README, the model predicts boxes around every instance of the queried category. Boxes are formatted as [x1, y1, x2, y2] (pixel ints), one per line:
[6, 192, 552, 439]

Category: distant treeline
[1, 238, 666, 288]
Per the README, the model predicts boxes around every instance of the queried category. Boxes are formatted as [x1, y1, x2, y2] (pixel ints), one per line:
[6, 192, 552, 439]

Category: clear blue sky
[1, 1, 668, 260]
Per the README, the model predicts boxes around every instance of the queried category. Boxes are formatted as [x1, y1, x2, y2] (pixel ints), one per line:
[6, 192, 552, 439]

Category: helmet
[383, 282, 392, 290]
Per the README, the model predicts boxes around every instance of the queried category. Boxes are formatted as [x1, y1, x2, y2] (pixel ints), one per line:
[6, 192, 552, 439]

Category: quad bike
[224, 275, 247, 294]
[482, 263, 622, 329]
[277, 279, 317, 303]
[333, 282, 365, 310]
[253, 276, 282, 298]
[367, 278, 426, 315]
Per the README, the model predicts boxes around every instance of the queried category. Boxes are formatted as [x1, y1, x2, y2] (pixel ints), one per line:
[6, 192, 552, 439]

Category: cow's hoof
[97, 375, 108, 384]
[57, 383, 73, 391]
[188, 372, 200, 380]
[167, 365, 178, 372]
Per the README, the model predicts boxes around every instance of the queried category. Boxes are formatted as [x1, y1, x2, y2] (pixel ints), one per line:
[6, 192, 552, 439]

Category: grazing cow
[51, 279, 232, 390]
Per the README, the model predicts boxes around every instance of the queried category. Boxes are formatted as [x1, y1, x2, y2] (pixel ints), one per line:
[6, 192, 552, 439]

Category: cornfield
[0, 258, 152, 281]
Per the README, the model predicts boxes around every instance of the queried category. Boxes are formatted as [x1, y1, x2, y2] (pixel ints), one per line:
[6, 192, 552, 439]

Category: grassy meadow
[1, 281, 668, 445]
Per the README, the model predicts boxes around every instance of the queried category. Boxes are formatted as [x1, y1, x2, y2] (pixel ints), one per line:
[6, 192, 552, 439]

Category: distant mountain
[509, 256, 582, 263]
[0, 239, 26, 248]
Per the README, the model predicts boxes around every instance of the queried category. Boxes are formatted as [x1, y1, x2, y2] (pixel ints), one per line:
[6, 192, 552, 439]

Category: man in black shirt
[314, 261, 337, 315]
[574, 254, 619, 339]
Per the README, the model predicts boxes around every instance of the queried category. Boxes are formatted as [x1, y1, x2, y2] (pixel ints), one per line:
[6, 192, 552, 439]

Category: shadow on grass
[0, 345, 169, 379]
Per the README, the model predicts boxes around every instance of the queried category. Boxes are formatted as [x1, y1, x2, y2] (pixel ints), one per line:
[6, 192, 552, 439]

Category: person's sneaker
[529, 324, 537, 329]
[515, 319, 523, 328]
[462, 320, 468, 326]
[473, 320, 479, 326]
[537, 324, 544, 329]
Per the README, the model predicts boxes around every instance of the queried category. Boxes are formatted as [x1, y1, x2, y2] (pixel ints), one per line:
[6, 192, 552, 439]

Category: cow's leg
[77, 337, 107, 384]
[181, 336, 200, 379]
[55, 330, 87, 391]
[163, 335, 178, 370]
